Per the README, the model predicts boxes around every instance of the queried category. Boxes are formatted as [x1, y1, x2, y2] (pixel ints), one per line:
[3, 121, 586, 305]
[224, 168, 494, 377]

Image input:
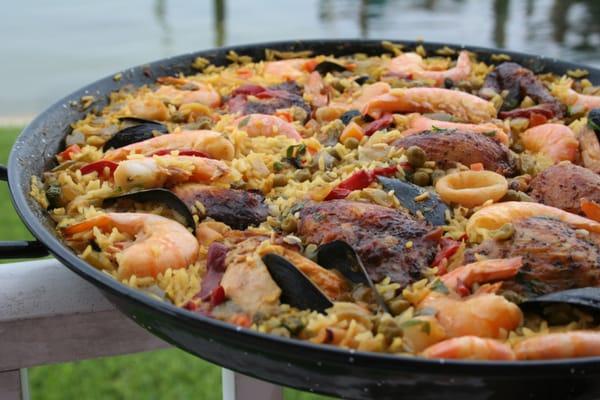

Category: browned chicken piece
[465, 217, 600, 297]
[393, 130, 518, 176]
[577, 125, 600, 174]
[297, 200, 439, 286]
[221, 237, 281, 316]
[481, 62, 565, 118]
[529, 163, 600, 215]
[172, 183, 269, 230]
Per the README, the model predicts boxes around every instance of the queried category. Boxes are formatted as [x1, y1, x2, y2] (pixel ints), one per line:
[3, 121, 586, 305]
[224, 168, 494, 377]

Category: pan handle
[0, 164, 50, 258]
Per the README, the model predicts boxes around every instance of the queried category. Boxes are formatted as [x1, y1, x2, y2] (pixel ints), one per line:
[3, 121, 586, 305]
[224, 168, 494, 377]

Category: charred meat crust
[465, 217, 600, 297]
[529, 163, 600, 215]
[482, 62, 565, 117]
[172, 184, 269, 230]
[393, 130, 518, 176]
[297, 200, 438, 286]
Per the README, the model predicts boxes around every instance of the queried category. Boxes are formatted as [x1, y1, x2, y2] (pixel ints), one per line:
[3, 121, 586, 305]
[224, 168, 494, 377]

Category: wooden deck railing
[0, 259, 283, 400]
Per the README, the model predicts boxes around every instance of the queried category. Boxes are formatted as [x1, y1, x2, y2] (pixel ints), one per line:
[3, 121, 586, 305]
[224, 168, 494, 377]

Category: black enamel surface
[6, 40, 600, 399]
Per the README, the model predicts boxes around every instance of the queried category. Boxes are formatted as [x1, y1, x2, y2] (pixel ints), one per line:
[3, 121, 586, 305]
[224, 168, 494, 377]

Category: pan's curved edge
[7, 39, 600, 399]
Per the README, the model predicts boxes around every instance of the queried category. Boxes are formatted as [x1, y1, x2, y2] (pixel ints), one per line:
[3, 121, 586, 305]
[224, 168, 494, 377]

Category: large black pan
[2, 40, 600, 400]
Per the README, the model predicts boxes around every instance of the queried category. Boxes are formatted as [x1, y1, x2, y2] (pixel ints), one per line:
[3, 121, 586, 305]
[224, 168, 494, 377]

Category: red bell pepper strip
[57, 144, 81, 161]
[325, 166, 398, 200]
[363, 113, 394, 136]
[498, 104, 555, 120]
[528, 112, 548, 128]
[431, 237, 461, 269]
[199, 242, 229, 301]
[231, 84, 266, 96]
[80, 160, 119, 176]
[209, 286, 226, 307]
[152, 149, 211, 158]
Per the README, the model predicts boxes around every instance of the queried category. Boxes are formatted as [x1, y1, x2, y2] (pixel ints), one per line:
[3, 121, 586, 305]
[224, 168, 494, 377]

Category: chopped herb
[285, 143, 307, 168]
[238, 116, 251, 128]
[430, 279, 449, 294]
[273, 161, 284, 172]
[430, 125, 445, 132]
[483, 131, 496, 137]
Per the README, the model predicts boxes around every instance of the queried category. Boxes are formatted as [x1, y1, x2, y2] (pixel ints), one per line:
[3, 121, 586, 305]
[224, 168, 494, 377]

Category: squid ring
[435, 170, 508, 208]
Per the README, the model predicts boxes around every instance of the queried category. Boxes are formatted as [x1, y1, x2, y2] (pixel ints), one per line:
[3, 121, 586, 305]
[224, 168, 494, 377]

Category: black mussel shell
[588, 108, 600, 134]
[354, 75, 369, 85]
[103, 188, 196, 232]
[314, 60, 348, 75]
[521, 287, 600, 312]
[378, 177, 448, 226]
[262, 254, 333, 312]
[340, 109, 361, 125]
[316, 240, 391, 313]
[103, 120, 168, 151]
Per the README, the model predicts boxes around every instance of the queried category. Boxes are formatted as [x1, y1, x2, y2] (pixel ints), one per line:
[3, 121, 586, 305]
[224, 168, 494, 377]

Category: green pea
[272, 174, 288, 187]
[294, 169, 312, 182]
[412, 171, 431, 187]
[406, 146, 426, 168]
[344, 137, 360, 149]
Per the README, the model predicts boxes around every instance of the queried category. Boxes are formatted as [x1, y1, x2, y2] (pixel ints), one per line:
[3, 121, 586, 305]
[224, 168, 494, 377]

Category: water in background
[2, 0, 600, 119]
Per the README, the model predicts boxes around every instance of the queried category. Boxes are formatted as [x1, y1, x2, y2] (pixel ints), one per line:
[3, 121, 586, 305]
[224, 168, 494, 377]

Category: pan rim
[8, 38, 600, 373]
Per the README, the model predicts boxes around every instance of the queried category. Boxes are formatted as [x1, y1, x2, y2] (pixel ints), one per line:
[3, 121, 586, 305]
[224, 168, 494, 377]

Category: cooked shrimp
[388, 51, 472, 86]
[362, 87, 497, 123]
[515, 331, 600, 360]
[63, 212, 199, 279]
[577, 124, 600, 173]
[263, 58, 310, 80]
[128, 94, 169, 121]
[305, 71, 328, 107]
[520, 123, 579, 163]
[421, 336, 516, 360]
[416, 258, 524, 339]
[236, 114, 302, 141]
[113, 155, 231, 191]
[466, 201, 600, 242]
[155, 76, 221, 107]
[408, 114, 509, 145]
[103, 130, 235, 161]
[440, 257, 523, 291]
[565, 89, 600, 111]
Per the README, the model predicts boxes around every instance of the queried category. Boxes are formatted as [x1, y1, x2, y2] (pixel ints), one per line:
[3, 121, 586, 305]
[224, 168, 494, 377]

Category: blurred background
[1, 1, 599, 399]
[2, 0, 600, 122]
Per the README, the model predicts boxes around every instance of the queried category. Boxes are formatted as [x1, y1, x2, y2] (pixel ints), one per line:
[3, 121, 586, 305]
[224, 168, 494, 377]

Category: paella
[31, 42, 600, 361]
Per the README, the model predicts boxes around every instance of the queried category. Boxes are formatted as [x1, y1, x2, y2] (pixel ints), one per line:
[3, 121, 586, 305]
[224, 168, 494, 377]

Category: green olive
[406, 146, 426, 168]
[45, 183, 62, 208]
[294, 169, 312, 182]
[272, 174, 288, 187]
[344, 137, 360, 149]
[431, 169, 446, 185]
[490, 223, 515, 241]
[281, 216, 298, 233]
[412, 171, 431, 187]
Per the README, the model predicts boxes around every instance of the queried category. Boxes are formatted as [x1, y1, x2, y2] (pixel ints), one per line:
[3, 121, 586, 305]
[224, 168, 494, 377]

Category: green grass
[0, 126, 331, 399]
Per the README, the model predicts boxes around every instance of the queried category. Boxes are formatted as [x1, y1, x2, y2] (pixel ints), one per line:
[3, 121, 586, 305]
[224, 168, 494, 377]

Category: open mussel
[378, 176, 448, 226]
[261, 240, 391, 313]
[102, 188, 196, 232]
[316, 240, 391, 314]
[262, 254, 334, 312]
[314, 60, 348, 75]
[103, 117, 168, 151]
[521, 287, 600, 312]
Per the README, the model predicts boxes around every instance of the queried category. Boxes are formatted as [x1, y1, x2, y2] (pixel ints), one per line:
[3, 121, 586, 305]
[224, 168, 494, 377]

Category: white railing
[0, 259, 284, 400]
